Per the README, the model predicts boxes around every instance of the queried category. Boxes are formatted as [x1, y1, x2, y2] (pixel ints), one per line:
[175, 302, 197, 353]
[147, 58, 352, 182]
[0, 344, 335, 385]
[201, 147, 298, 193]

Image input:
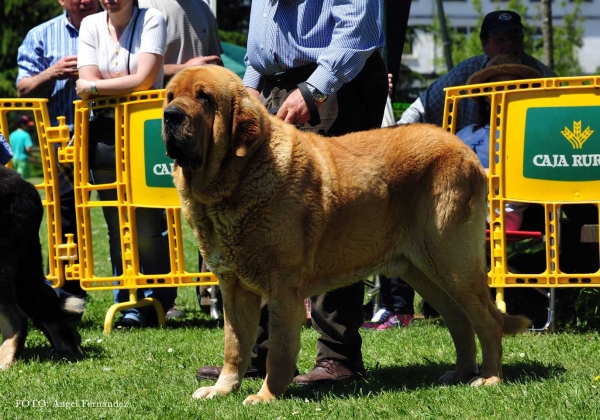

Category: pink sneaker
[361, 309, 392, 329]
[376, 314, 414, 330]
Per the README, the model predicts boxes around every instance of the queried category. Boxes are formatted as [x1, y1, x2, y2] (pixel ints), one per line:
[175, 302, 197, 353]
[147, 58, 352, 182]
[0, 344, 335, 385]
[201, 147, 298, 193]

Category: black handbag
[88, 113, 116, 170]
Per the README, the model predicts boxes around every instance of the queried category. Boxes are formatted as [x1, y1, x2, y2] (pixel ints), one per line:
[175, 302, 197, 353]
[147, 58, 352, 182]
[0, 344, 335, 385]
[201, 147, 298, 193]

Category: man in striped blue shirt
[16, 0, 100, 299]
[196, 0, 389, 387]
[16, 1, 99, 128]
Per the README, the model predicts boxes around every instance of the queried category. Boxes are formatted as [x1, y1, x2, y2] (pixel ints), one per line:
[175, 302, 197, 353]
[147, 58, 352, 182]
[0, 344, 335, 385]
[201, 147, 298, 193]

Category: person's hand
[76, 78, 93, 100]
[50, 56, 79, 80]
[246, 87, 260, 99]
[184, 55, 223, 68]
[276, 89, 322, 126]
[388, 73, 393, 96]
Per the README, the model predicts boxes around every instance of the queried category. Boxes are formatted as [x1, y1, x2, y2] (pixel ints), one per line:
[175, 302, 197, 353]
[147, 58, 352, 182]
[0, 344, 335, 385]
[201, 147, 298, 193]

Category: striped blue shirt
[16, 13, 80, 128]
[243, 0, 384, 95]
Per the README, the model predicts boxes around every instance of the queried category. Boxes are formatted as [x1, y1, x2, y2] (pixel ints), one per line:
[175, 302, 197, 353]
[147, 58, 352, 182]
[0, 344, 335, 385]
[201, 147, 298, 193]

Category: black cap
[480, 10, 524, 38]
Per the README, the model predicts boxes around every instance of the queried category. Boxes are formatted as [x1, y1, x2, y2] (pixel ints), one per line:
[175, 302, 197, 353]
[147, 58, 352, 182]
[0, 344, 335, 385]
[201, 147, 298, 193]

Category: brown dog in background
[162, 66, 530, 405]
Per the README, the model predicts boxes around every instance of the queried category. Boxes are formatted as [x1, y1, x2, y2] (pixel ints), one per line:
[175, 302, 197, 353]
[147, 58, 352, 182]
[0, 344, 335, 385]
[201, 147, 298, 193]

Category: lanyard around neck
[125, 8, 140, 75]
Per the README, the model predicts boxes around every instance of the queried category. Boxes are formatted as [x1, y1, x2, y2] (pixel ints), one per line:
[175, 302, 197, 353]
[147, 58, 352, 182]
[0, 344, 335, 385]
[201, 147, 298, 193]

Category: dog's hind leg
[458, 286, 505, 386]
[415, 239, 506, 386]
[0, 268, 28, 370]
[192, 275, 262, 400]
[403, 263, 479, 383]
[242, 289, 306, 405]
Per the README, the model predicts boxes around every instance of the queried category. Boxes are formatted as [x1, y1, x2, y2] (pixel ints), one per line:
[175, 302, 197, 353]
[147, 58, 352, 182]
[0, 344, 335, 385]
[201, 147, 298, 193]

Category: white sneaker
[369, 308, 392, 323]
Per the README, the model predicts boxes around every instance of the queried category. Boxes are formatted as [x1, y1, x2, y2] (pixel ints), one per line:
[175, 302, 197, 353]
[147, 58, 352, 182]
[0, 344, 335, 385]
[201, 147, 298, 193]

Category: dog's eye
[197, 91, 211, 106]
[167, 92, 174, 103]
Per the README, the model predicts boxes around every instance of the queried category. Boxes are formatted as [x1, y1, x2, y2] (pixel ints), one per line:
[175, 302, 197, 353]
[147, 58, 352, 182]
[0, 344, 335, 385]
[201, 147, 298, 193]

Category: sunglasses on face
[489, 30, 524, 45]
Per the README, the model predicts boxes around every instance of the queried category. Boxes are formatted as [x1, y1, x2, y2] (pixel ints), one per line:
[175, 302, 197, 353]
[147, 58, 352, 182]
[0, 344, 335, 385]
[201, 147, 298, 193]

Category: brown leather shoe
[195, 365, 264, 380]
[293, 359, 367, 386]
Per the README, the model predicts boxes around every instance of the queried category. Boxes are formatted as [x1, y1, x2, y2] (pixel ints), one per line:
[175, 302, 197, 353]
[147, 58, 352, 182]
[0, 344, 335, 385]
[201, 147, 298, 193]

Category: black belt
[264, 50, 382, 88]
[264, 63, 318, 90]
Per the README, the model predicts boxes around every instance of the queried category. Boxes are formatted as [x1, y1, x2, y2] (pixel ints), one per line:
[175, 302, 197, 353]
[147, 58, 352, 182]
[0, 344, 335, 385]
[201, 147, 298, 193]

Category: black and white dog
[0, 165, 83, 369]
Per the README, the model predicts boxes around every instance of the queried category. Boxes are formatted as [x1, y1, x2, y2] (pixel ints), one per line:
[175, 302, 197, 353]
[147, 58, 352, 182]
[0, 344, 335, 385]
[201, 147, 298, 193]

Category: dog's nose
[164, 106, 185, 126]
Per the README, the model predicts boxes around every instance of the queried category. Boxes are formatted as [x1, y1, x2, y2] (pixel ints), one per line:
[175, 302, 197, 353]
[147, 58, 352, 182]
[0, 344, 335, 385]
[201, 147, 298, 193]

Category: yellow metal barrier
[1, 93, 218, 333]
[443, 76, 600, 318]
[62, 90, 218, 332]
[0, 99, 73, 288]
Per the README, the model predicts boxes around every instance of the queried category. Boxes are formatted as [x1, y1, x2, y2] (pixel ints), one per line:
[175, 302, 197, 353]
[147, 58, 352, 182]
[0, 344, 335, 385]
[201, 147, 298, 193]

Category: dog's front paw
[0, 355, 16, 370]
[0, 361, 15, 370]
[242, 393, 276, 405]
[192, 386, 230, 400]
[468, 376, 501, 386]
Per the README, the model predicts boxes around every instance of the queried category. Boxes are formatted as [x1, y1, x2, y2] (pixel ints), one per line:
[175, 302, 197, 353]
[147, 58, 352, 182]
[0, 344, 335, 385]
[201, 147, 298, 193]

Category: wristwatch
[90, 81, 98, 95]
[306, 84, 328, 103]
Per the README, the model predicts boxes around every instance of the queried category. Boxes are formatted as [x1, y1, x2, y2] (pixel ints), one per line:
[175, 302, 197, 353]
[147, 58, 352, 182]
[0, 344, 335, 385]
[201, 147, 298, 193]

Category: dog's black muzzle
[163, 106, 201, 169]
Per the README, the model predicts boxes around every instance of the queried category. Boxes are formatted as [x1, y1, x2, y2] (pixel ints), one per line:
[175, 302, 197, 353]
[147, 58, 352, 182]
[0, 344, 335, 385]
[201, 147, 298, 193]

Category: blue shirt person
[8, 116, 35, 178]
[243, 0, 385, 131]
[0, 133, 13, 166]
[16, 7, 87, 128]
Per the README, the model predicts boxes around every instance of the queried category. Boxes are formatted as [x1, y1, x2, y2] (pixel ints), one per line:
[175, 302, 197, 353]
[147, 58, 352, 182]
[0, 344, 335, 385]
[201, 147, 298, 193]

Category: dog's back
[256, 122, 488, 296]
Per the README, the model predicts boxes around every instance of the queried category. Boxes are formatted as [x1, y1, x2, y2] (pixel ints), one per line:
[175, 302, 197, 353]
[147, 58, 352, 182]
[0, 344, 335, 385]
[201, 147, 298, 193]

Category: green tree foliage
[430, 0, 485, 72]
[216, 0, 250, 33]
[532, 0, 585, 76]
[451, 0, 485, 65]
[1, 0, 63, 98]
[218, 30, 248, 48]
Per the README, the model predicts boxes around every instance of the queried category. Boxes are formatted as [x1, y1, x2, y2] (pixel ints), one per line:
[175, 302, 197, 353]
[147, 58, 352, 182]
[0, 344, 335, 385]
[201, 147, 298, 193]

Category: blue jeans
[91, 169, 176, 325]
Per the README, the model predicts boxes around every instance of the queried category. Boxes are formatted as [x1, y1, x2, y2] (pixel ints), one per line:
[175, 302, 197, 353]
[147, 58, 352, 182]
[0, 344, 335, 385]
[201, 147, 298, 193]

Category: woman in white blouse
[76, 0, 165, 98]
[75, 0, 173, 329]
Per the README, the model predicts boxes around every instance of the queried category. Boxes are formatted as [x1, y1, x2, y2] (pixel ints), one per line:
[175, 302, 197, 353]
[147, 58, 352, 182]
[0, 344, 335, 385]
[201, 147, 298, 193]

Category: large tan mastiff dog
[162, 66, 530, 405]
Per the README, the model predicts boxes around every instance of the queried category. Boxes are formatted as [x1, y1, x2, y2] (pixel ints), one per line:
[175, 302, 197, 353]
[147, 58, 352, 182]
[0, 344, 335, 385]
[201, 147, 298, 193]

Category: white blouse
[78, 7, 166, 89]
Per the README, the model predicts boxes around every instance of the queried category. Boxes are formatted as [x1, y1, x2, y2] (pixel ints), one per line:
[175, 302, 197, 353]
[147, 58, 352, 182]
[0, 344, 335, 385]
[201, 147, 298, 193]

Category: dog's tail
[502, 313, 532, 334]
[60, 296, 86, 315]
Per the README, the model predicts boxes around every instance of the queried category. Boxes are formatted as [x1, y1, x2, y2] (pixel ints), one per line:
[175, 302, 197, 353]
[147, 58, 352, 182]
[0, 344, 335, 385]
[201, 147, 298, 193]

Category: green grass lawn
[2, 181, 600, 419]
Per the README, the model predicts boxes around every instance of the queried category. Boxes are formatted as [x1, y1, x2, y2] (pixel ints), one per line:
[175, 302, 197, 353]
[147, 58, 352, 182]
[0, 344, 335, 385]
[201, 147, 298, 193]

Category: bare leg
[192, 277, 262, 399]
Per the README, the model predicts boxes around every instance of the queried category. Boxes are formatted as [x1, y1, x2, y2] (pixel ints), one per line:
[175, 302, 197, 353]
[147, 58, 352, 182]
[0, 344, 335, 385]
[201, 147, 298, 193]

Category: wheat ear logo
[561, 121, 594, 149]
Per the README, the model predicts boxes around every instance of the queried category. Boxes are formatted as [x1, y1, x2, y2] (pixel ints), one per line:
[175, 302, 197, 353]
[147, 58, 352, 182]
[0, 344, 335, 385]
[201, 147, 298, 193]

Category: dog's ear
[230, 94, 263, 157]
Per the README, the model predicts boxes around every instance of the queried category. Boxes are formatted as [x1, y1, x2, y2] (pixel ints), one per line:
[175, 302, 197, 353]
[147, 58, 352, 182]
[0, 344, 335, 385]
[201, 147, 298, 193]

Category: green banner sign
[144, 119, 175, 187]
[523, 107, 600, 181]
